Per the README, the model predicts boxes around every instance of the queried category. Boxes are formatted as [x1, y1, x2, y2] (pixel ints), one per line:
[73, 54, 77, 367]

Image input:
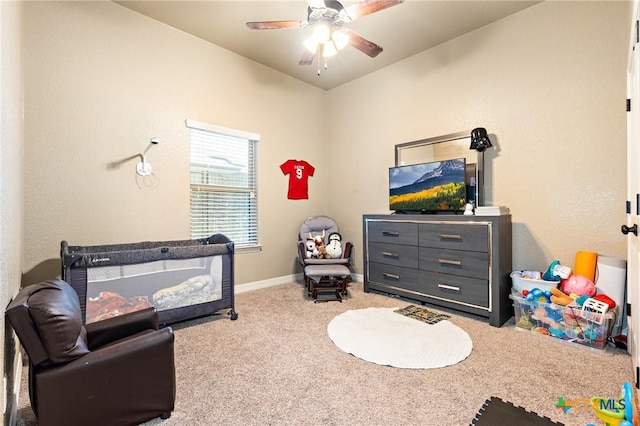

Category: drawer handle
[382, 231, 400, 237]
[382, 251, 399, 258]
[438, 284, 460, 291]
[438, 234, 462, 240]
[383, 273, 400, 280]
[438, 258, 461, 266]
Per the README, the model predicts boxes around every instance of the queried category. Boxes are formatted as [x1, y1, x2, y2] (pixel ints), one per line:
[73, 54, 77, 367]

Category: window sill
[235, 245, 262, 254]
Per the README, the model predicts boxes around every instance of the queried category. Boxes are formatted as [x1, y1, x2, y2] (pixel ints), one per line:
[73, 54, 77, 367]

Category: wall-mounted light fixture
[469, 128, 492, 152]
[136, 137, 160, 176]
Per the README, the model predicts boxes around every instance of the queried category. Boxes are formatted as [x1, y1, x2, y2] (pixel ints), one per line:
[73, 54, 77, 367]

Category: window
[187, 119, 259, 250]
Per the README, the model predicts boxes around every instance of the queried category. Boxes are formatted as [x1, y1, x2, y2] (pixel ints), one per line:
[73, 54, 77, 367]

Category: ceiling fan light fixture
[246, 0, 405, 70]
[313, 22, 331, 43]
[323, 41, 338, 57]
[332, 29, 349, 50]
[303, 36, 318, 53]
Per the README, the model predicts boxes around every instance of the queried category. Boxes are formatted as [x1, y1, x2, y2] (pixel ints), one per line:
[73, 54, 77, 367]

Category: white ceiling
[115, 0, 541, 91]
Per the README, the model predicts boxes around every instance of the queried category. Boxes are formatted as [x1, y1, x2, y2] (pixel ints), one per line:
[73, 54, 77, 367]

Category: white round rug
[327, 307, 473, 369]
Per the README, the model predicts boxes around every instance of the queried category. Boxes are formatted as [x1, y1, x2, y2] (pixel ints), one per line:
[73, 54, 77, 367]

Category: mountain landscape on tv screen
[389, 159, 466, 212]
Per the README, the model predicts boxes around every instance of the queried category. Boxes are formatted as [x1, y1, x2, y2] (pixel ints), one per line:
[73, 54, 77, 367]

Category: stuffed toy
[326, 232, 343, 259]
[309, 232, 330, 259]
[313, 234, 331, 259]
[561, 274, 596, 297]
[550, 287, 574, 306]
[304, 238, 318, 259]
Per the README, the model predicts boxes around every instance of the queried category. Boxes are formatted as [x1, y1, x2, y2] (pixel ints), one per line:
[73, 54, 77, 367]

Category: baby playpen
[61, 234, 237, 325]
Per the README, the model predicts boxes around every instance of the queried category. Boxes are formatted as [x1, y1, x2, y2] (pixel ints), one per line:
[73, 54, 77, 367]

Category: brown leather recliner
[5, 279, 176, 426]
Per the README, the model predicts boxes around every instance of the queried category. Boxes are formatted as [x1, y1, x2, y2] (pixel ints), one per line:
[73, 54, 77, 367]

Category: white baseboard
[235, 273, 303, 294]
[235, 273, 363, 294]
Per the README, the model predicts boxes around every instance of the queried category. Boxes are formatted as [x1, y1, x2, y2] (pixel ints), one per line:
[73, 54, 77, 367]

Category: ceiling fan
[246, 0, 404, 71]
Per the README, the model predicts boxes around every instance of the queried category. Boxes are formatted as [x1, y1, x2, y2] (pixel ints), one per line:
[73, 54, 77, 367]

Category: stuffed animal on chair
[305, 238, 318, 259]
[326, 232, 343, 259]
[312, 232, 331, 259]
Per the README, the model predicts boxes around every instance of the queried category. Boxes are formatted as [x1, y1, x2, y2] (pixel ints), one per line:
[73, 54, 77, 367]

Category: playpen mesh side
[82, 256, 222, 323]
[160, 253, 233, 324]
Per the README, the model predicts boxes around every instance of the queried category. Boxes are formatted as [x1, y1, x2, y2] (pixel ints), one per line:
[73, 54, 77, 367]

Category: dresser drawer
[366, 221, 418, 246]
[418, 223, 488, 252]
[368, 242, 418, 268]
[419, 272, 489, 307]
[419, 247, 489, 280]
[367, 262, 420, 288]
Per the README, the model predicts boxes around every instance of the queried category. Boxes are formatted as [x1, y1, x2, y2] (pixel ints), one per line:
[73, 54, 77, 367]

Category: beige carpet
[15, 281, 633, 426]
[327, 307, 472, 369]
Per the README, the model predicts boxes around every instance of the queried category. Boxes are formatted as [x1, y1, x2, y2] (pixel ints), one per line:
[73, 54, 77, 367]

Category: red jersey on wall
[280, 159, 315, 200]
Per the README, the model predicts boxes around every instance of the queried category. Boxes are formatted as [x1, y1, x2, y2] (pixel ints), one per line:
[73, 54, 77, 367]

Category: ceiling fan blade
[299, 49, 316, 66]
[344, 0, 404, 21]
[341, 28, 383, 57]
[246, 21, 304, 30]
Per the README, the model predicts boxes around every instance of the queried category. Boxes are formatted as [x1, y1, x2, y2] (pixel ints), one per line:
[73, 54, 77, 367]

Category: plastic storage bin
[510, 271, 559, 294]
[510, 294, 614, 350]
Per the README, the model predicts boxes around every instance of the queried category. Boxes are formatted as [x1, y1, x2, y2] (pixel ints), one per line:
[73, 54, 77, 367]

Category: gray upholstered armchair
[5, 279, 175, 426]
[297, 215, 353, 302]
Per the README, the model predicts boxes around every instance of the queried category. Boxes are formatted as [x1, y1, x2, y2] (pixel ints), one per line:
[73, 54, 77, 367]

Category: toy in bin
[581, 298, 610, 325]
[524, 288, 552, 303]
[591, 381, 638, 426]
[562, 274, 596, 297]
[510, 270, 559, 294]
[542, 260, 572, 281]
[511, 288, 613, 349]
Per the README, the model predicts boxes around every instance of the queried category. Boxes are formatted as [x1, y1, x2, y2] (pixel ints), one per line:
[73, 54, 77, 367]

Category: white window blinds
[187, 119, 259, 248]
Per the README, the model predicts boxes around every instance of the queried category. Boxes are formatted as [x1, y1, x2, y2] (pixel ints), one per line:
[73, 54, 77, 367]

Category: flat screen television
[389, 158, 467, 213]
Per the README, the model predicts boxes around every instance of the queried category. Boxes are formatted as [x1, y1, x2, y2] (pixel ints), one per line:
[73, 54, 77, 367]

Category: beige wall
[1, 0, 24, 420]
[21, 1, 630, 288]
[1, 0, 23, 304]
[327, 0, 630, 273]
[22, 1, 327, 286]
